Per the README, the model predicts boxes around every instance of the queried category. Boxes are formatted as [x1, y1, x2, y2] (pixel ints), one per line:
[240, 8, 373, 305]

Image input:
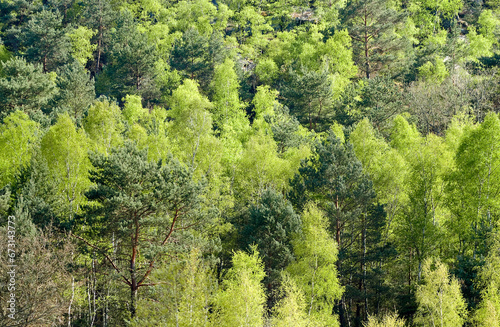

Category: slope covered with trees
[1, 0, 500, 326]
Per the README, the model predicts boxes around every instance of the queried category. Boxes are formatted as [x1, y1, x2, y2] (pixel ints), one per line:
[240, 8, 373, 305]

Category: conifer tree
[0, 57, 57, 122]
[18, 9, 71, 72]
[238, 188, 301, 299]
[281, 66, 334, 132]
[80, 142, 208, 319]
[340, 0, 406, 78]
[52, 60, 95, 123]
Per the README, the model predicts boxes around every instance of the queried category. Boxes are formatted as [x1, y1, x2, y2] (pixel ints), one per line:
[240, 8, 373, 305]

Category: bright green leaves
[271, 274, 309, 327]
[122, 94, 147, 126]
[0, 111, 39, 188]
[168, 79, 222, 181]
[132, 248, 214, 327]
[83, 98, 124, 155]
[415, 259, 467, 327]
[41, 113, 92, 219]
[211, 58, 248, 136]
[213, 248, 267, 327]
[446, 113, 500, 253]
[288, 203, 343, 325]
[67, 26, 97, 67]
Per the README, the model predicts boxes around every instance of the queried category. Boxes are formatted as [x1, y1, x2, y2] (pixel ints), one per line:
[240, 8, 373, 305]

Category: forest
[1, 0, 500, 326]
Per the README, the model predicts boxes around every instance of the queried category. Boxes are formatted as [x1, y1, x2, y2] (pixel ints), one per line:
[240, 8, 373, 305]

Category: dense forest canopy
[1, 0, 500, 326]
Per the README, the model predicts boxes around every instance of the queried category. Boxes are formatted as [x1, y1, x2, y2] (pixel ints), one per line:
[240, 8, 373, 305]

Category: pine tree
[52, 60, 95, 123]
[340, 0, 406, 78]
[281, 66, 334, 132]
[97, 11, 159, 102]
[238, 188, 301, 301]
[80, 142, 208, 319]
[0, 57, 57, 122]
[18, 9, 71, 72]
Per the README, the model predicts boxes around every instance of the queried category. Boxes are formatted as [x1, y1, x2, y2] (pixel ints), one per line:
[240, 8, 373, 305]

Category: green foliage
[211, 58, 247, 135]
[473, 230, 500, 326]
[213, 248, 267, 327]
[281, 66, 334, 131]
[67, 26, 97, 66]
[364, 312, 405, 327]
[0, 111, 39, 188]
[41, 113, 92, 220]
[238, 188, 301, 296]
[288, 203, 342, 326]
[17, 9, 71, 72]
[83, 98, 124, 155]
[167, 79, 223, 188]
[132, 248, 214, 327]
[418, 57, 448, 83]
[97, 11, 159, 102]
[53, 60, 95, 123]
[446, 113, 500, 255]
[82, 141, 208, 318]
[341, 0, 407, 78]
[122, 94, 147, 126]
[0, 56, 57, 122]
[415, 259, 467, 327]
[271, 274, 309, 327]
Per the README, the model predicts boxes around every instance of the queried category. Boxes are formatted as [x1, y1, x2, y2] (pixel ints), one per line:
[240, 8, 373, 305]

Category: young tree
[210, 58, 247, 134]
[0, 111, 39, 188]
[79, 142, 208, 319]
[364, 312, 405, 327]
[212, 248, 267, 327]
[132, 248, 214, 327]
[287, 203, 343, 326]
[271, 274, 309, 327]
[83, 98, 124, 155]
[414, 259, 467, 327]
[41, 113, 92, 221]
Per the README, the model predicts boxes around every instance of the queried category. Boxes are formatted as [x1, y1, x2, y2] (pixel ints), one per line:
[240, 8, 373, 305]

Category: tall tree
[79, 142, 208, 319]
[81, 0, 116, 75]
[97, 11, 159, 102]
[52, 61, 95, 123]
[340, 0, 406, 78]
[290, 130, 375, 325]
[18, 10, 71, 72]
[281, 66, 334, 132]
[287, 203, 343, 326]
[238, 188, 301, 300]
[41, 113, 92, 221]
